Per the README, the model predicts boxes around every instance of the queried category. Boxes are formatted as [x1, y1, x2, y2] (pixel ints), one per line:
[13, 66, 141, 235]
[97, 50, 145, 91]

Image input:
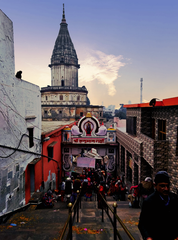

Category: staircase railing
[99, 191, 136, 240]
[59, 189, 81, 240]
[59, 186, 136, 240]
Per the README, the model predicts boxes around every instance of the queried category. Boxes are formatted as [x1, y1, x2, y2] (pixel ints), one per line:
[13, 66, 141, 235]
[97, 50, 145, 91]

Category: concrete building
[116, 97, 178, 193]
[0, 10, 41, 214]
[41, 5, 103, 121]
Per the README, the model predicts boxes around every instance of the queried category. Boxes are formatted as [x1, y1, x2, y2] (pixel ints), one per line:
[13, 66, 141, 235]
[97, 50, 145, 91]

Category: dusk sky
[1, 0, 178, 108]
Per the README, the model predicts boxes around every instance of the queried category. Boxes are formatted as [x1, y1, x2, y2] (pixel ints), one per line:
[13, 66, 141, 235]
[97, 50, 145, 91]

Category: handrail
[58, 213, 71, 240]
[99, 192, 136, 240]
[59, 189, 82, 240]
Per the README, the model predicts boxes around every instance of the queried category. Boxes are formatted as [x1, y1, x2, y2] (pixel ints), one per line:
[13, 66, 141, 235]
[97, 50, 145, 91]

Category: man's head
[154, 171, 170, 196]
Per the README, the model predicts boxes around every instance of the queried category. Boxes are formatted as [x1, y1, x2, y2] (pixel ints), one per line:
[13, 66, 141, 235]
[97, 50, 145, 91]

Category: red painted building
[25, 121, 75, 203]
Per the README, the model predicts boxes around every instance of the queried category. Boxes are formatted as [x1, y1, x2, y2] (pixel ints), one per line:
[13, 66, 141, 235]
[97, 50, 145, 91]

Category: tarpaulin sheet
[77, 157, 95, 168]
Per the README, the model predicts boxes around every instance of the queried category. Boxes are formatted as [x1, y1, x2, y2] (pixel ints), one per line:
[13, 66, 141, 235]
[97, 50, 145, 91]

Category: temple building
[61, 113, 118, 177]
[41, 5, 103, 121]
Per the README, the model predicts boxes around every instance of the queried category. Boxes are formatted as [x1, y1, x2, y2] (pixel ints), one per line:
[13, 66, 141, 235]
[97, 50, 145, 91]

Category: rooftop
[124, 96, 178, 108]
[41, 121, 74, 135]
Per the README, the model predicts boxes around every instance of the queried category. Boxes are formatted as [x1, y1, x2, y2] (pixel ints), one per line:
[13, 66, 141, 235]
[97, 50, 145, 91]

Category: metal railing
[99, 192, 136, 240]
[59, 189, 81, 240]
[59, 186, 136, 240]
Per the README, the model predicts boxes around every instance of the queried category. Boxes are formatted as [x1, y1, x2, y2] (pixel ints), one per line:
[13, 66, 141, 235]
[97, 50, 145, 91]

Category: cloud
[79, 50, 125, 96]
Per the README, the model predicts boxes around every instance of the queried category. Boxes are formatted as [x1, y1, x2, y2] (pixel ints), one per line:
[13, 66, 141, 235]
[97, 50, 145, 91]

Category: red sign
[72, 137, 106, 144]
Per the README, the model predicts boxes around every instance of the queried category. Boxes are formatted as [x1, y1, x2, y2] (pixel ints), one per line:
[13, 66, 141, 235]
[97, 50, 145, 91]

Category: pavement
[0, 193, 142, 240]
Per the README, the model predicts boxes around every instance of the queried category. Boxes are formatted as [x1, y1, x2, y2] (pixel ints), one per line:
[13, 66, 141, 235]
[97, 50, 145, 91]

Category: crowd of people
[57, 168, 128, 204]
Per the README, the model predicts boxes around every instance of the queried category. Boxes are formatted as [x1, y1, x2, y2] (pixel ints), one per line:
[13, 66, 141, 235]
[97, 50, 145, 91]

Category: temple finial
[62, 3, 65, 20]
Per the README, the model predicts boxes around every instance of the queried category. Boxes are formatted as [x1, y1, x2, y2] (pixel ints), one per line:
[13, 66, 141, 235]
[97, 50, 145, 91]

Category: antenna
[140, 78, 143, 103]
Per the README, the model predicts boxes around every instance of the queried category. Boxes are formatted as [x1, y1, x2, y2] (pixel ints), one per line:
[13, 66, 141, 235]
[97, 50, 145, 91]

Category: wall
[42, 131, 62, 191]
[0, 10, 41, 214]
[152, 106, 178, 191]
[51, 65, 78, 87]
[41, 89, 87, 105]
[41, 105, 103, 121]
[117, 105, 178, 192]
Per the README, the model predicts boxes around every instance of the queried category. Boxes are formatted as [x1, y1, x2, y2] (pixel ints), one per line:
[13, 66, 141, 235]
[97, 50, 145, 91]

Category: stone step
[72, 195, 142, 240]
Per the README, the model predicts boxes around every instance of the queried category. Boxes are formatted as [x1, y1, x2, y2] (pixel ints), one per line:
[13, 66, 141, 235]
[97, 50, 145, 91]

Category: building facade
[40, 121, 74, 192]
[0, 10, 41, 214]
[41, 5, 103, 121]
[116, 97, 178, 193]
[61, 113, 118, 178]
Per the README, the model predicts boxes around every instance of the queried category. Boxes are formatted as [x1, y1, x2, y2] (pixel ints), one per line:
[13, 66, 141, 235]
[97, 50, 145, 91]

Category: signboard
[77, 157, 95, 168]
[72, 137, 106, 144]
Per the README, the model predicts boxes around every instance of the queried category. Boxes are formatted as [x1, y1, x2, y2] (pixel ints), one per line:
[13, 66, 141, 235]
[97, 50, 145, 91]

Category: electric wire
[0, 86, 42, 131]
[0, 108, 41, 141]
[0, 134, 30, 158]
[0, 109, 38, 153]
[0, 144, 59, 167]
[0, 83, 18, 113]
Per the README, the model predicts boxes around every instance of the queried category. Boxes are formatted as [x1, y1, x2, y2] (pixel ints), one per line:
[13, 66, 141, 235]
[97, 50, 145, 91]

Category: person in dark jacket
[138, 171, 178, 240]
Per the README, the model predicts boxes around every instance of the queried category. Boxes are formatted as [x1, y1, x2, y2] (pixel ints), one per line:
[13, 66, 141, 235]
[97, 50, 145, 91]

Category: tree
[115, 111, 126, 119]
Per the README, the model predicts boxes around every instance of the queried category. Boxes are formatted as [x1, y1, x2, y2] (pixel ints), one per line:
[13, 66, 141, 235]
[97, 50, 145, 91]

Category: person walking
[138, 171, 178, 240]
[138, 176, 154, 208]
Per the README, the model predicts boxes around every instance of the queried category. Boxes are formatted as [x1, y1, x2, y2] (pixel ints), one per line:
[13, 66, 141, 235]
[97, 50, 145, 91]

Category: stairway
[72, 194, 143, 240]
[72, 194, 113, 240]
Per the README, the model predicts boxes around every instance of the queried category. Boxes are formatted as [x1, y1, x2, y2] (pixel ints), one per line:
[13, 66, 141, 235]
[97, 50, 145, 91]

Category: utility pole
[140, 78, 143, 103]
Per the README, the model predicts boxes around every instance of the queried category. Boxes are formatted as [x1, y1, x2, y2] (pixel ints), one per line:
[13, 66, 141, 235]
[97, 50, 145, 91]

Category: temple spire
[62, 3, 66, 23]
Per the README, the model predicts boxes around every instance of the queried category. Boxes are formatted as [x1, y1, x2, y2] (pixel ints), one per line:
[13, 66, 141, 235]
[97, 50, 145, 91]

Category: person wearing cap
[138, 171, 178, 240]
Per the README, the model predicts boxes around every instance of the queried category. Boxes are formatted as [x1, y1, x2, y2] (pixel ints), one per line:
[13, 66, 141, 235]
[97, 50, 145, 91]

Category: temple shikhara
[41, 4, 103, 121]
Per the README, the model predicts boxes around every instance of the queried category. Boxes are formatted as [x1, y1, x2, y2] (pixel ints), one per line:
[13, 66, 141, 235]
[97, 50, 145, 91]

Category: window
[158, 120, 166, 140]
[28, 128, 34, 148]
[61, 80, 64, 86]
[60, 95, 63, 100]
[48, 147, 53, 162]
[16, 164, 19, 172]
[44, 110, 47, 114]
[46, 96, 48, 100]
[126, 117, 137, 136]
[59, 110, 62, 114]
[65, 94, 69, 101]
[77, 96, 80, 101]
[8, 171, 13, 179]
[80, 112, 83, 117]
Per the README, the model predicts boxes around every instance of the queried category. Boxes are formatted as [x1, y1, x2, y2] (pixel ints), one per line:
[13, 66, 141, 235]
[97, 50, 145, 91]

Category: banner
[77, 157, 95, 168]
